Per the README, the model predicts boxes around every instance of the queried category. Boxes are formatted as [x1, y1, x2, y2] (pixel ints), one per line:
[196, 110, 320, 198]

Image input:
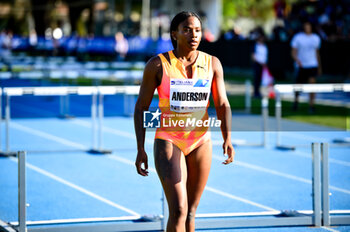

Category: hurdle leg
[98, 93, 104, 151]
[88, 93, 111, 154]
[321, 143, 330, 226]
[275, 92, 295, 150]
[245, 80, 251, 114]
[91, 93, 98, 151]
[6, 94, 10, 152]
[275, 92, 281, 147]
[262, 96, 268, 147]
[312, 143, 322, 227]
[18, 151, 27, 232]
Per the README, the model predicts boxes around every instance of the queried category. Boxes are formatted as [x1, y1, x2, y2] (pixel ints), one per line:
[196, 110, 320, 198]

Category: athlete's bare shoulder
[144, 55, 162, 86]
[145, 55, 161, 70]
[211, 55, 223, 74]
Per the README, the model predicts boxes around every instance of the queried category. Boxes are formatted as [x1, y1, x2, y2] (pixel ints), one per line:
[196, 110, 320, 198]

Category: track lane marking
[13, 120, 277, 211]
[9, 157, 140, 216]
[71, 119, 350, 195]
[108, 155, 276, 211]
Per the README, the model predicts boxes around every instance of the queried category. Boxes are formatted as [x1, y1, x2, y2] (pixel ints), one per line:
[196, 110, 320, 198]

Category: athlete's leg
[294, 68, 303, 110]
[253, 62, 263, 98]
[154, 139, 188, 232]
[308, 76, 316, 108]
[185, 140, 212, 232]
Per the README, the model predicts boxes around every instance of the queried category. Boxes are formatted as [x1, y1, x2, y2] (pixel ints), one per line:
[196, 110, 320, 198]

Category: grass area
[226, 95, 349, 130]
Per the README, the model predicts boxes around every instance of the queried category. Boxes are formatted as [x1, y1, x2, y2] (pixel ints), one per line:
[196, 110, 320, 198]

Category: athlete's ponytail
[170, 11, 202, 49]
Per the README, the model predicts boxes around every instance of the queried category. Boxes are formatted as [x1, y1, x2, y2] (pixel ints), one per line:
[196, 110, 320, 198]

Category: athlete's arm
[211, 56, 235, 165]
[134, 56, 161, 176]
[291, 48, 302, 67]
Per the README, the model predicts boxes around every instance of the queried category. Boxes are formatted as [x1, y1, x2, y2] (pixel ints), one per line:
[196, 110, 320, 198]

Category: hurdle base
[87, 149, 112, 155]
[275, 145, 296, 151]
[133, 215, 162, 223]
[58, 114, 75, 119]
[0, 151, 17, 157]
[275, 210, 309, 218]
[0, 220, 16, 232]
[332, 138, 350, 144]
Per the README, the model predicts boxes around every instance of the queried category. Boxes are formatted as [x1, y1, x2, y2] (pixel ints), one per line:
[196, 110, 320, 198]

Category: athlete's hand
[135, 149, 149, 176]
[296, 60, 302, 67]
[222, 140, 235, 165]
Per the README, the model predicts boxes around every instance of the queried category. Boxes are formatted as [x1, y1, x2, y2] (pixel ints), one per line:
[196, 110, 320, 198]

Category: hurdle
[1, 86, 100, 154]
[2, 142, 345, 232]
[274, 83, 350, 150]
[227, 80, 269, 147]
[228, 95, 269, 147]
[87, 85, 140, 154]
[0, 83, 269, 154]
[0, 85, 143, 154]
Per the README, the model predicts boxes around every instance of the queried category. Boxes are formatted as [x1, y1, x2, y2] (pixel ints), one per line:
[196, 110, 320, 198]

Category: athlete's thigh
[186, 140, 212, 208]
[154, 139, 188, 208]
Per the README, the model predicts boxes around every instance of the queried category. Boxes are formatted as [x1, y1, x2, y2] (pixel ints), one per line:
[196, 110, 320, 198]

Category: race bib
[170, 78, 211, 113]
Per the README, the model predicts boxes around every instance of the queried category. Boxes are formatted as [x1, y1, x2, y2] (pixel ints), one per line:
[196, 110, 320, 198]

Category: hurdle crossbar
[274, 83, 350, 150]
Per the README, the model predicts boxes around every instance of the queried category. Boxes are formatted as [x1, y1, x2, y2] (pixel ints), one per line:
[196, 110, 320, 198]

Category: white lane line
[15, 120, 350, 202]
[71, 119, 350, 196]
[15, 121, 275, 211]
[9, 157, 140, 217]
[11, 122, 87, 150]
[212, 133, 350, 167]
[215, 155, 350, 195]
[213, 155, 312, 184]
[108, 155, 276, 211]
[108, 155, 157, 173]
[204, 186, 276, 211]
[71, 119, 154, 145]
[293, 150, 350, 167]
[274, 132, 330, 143]
[211, 138, 350, 167]
[321, 226, 340, 232]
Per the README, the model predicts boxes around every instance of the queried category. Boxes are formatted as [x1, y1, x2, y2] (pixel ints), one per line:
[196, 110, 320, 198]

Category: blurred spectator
[115, 32, 128, 61]
[251, 27, 268, 98]
[29, 29, 37, 54]
[76, 8, 90, 37]
[271, 19, 289, 42]
[0, 30, 12, 62]
[203, 28, 215, 42]
[223, 26, 244, 41]
[291, 21, 321, 113]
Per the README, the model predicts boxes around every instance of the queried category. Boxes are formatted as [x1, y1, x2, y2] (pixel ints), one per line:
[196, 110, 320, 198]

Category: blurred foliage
[222, 0, 298, 31]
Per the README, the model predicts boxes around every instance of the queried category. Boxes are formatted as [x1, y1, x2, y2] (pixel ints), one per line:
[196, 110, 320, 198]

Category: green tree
[222, 0, 297, 31]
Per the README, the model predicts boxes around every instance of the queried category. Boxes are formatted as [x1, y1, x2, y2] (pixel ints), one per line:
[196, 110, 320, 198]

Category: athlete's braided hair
[170, 11, 202, 49]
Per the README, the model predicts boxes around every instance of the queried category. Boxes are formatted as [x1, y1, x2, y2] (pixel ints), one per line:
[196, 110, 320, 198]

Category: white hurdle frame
[274, 83, 350, 150]
[1, 86, 142, 154]
[0, 85, 153, 154]
[3, 143, 345, 232]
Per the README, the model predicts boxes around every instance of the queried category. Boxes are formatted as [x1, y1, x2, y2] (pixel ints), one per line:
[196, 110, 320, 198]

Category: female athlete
[134, 11, 235, 232]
